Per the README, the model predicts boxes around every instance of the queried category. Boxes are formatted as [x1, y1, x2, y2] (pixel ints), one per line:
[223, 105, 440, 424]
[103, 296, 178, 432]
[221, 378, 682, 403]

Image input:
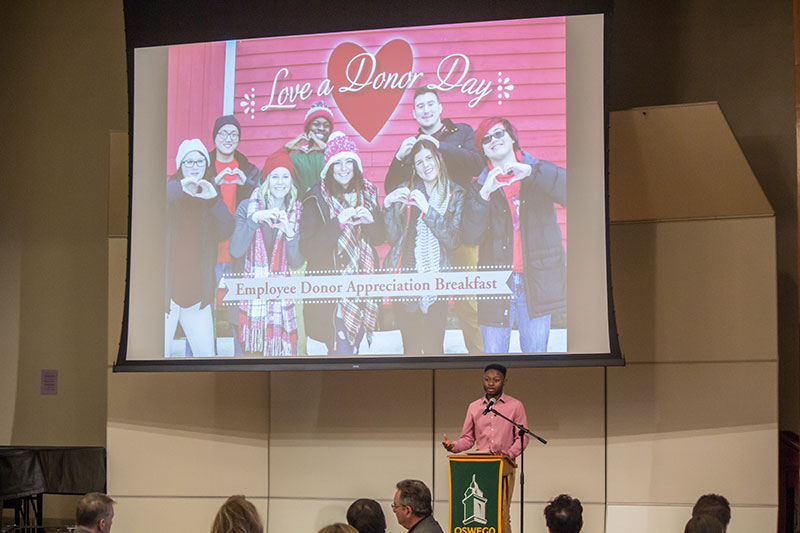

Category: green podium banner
[448, 455, 503, 533]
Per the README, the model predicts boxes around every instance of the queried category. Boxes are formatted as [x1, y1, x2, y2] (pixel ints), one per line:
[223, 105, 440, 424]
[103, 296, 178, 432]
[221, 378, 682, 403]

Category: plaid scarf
[320, 178, 379, 346]
[238, 197, 300, 356]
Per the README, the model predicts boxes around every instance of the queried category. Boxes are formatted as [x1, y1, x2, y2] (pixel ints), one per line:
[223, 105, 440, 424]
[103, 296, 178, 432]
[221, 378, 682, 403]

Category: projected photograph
[162, 17, 567, 358]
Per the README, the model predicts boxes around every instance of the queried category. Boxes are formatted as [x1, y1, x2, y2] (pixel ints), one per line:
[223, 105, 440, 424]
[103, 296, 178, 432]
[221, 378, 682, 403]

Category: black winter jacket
[298, 182, 385, 345]
[165, 177, 234, 312]
[462, 151, 566, 326]
[205, 149, 261, 207]
[384, 118, 484, 192]
[382, 179, 465, 273]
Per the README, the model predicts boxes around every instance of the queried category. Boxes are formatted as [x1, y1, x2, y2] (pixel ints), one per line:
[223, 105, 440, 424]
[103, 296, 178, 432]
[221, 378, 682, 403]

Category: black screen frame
[115, 0, 622, 372]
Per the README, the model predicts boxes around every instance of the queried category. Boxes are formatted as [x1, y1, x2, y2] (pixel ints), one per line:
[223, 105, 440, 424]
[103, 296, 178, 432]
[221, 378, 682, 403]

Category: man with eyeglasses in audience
[462, 117, 566, 354]
[391, 480, 443, 533]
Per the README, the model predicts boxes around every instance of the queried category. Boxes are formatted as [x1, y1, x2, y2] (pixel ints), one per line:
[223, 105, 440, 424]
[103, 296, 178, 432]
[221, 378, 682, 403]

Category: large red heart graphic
[327, 39, 413, 142]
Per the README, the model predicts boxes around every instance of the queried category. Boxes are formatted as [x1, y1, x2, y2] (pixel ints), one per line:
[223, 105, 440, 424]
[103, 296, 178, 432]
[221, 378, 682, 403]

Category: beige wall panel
[0, 216, 21, 444]
[269, 498, 400, 533]
[608, 103, 773, 223]
[270, 371, 433, 498]
[606, 503, 776, 533]
[610, 217, 777, 363]
[110, 496, 267, 533]
[108, 237, 126, 365]
[108, 422, 268, 497]
[607, 362, 777, 505]
[435, 368, 605, 503]
[108, 130, 129, 237]
[108, 371, 269, 495]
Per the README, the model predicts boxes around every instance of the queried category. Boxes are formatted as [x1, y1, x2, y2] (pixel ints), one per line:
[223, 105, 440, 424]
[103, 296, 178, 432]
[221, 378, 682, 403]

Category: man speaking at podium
[442, 364, 529, 533]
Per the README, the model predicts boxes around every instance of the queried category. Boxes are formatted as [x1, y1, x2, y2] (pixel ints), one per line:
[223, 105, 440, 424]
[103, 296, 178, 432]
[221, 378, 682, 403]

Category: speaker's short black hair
[484, 363, 507, 376]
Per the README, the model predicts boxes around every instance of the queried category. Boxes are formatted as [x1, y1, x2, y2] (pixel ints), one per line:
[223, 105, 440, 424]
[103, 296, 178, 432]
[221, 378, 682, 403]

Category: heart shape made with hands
[327, 39, 413, 142]
[265, 215, 280, 228]
[494, 167, 525, 187]
[194, 180, 217, 198]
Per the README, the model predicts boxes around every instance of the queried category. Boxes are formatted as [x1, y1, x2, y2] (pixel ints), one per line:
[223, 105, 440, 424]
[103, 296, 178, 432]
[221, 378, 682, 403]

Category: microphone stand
[486, 406, 546, 533]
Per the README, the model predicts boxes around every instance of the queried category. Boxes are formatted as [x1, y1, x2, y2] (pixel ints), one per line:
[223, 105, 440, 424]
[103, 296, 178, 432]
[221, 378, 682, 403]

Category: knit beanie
[304, 101, 334, 131]
[320, 131, 363, 180]
[474, 117, 504, 149]
[175, 138, 210, 171]
[212, 115, 242, 139]
[262, 149, 295, 183]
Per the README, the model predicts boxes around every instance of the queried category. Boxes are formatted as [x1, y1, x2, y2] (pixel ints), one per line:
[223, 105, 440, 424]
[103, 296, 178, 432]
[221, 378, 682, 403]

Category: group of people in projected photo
[165, 87, 566, 358]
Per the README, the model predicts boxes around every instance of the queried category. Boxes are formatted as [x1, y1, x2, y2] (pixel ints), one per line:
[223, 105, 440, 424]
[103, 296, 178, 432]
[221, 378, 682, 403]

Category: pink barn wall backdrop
[166, 17, 566, 246]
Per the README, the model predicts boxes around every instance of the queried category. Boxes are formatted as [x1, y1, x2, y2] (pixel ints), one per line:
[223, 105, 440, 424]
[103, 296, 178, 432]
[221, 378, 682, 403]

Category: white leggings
[165, 300, 216, 356]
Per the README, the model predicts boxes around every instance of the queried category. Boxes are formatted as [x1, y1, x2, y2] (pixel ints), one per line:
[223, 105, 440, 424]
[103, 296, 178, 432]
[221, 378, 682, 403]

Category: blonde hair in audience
[319, 523, 360, 533]
[212, 495, 263, 533]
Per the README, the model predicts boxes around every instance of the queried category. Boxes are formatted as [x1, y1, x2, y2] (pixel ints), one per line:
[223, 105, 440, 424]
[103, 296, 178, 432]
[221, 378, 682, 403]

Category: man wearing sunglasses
[384, 87, 485, 354]
[462, 117, 566, 354]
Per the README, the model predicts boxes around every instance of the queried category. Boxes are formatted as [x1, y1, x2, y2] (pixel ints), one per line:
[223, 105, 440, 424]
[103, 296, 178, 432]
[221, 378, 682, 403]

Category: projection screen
[116, 4, 621, 371]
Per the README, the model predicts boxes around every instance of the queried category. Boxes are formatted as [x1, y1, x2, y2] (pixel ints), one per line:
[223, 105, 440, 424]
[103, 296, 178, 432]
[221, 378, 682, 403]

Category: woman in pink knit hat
[299, 131, 385, 354]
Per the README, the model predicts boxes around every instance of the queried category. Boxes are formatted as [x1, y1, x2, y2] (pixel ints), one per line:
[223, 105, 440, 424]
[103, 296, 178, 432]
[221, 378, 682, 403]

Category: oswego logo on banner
[448, 456, 503, 533]
[462, 475, 488, 525]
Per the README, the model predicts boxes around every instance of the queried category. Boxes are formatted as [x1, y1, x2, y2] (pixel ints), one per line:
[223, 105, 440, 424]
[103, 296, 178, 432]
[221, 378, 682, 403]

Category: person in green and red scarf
[229, 150, 303, 356]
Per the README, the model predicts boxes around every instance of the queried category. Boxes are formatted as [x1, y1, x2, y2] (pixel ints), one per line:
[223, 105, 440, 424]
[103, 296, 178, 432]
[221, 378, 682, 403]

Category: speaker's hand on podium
[442, 434, 455, 452]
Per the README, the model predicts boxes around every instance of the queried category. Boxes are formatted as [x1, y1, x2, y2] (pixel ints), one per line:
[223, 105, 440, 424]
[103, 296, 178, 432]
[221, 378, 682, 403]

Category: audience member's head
[393, 479, 433, 530]
[211, 495, 263, 533]
[318, 523, 359, 533]
[347, 498, 386, 533]
[75, 492, 115, 533]
[692, 494, 731, 531]
[684, 514, 724, 533]
[543, 494, 582, 533]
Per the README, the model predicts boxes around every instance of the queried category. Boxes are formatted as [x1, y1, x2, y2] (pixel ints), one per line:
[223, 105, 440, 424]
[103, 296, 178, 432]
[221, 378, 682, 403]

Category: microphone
[482, 397, 497, 415]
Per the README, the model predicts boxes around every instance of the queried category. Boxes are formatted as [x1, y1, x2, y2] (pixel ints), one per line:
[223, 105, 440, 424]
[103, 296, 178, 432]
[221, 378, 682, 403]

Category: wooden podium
[447, 453, 516, 533]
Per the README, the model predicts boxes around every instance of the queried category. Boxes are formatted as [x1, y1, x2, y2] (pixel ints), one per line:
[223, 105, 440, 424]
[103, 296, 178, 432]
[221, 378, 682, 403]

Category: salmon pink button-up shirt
[450, 393, 529, 459]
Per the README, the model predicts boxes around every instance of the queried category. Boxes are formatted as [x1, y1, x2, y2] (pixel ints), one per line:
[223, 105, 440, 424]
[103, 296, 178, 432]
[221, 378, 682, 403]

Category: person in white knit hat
[299, 131, 385, 354]
[165, 138, 234, 357]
